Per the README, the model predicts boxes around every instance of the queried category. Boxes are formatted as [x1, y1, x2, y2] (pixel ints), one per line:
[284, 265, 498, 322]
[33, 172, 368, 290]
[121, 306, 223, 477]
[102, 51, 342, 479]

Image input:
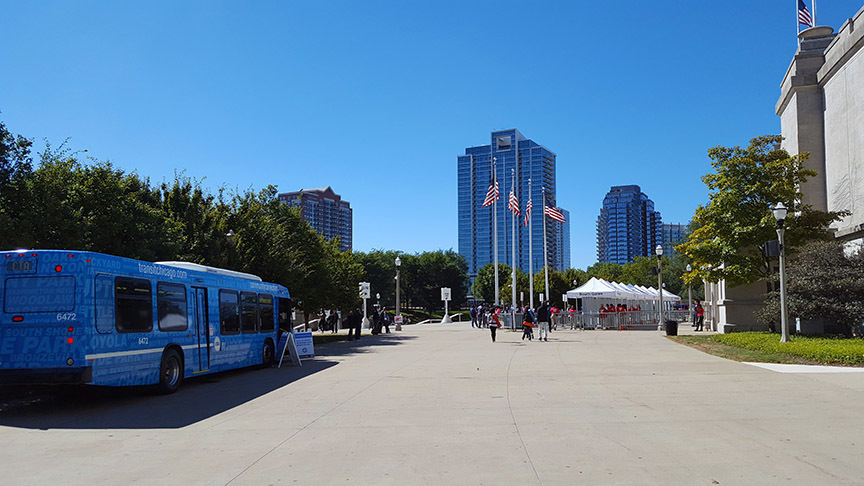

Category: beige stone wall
[821, 8, 864, 237]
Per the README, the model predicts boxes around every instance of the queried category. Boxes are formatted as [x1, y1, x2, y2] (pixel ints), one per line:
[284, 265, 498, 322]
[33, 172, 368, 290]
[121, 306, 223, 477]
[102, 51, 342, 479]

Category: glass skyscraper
[596, 185, 662, 265]
[458, 129, 569, 283]
[661, 223, 689, 258]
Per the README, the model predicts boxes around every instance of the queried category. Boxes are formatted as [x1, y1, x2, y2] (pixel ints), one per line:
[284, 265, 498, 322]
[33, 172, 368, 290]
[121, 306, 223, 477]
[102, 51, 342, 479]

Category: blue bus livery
[0, 250, 291, 393]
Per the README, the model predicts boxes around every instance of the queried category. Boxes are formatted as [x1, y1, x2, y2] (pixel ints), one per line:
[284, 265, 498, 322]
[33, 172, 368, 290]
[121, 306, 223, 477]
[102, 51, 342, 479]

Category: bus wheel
[261, 340, 275, 368]
[157, 349, 184, 394]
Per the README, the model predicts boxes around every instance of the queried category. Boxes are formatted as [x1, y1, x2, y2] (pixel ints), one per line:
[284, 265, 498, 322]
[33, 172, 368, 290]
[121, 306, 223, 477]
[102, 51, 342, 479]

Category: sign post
[359, 282, 371, 329]
[441, 287, 452, 323]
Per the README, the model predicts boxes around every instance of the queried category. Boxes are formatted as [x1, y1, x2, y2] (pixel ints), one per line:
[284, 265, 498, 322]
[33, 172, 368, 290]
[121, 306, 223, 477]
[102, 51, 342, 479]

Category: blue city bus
[0, 249, 291, 393]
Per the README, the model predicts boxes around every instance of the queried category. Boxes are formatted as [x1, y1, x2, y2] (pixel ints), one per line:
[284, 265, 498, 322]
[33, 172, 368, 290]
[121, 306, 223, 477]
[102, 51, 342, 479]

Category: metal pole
[778, 227, 790, 342]
[493, 157, 499, 306]
[396, 266, 401, 331]
[511, 168, 516, 313]
[542, 190, 549, 304]
[528, 179, 534, 309]
[657, 255, 663, 331]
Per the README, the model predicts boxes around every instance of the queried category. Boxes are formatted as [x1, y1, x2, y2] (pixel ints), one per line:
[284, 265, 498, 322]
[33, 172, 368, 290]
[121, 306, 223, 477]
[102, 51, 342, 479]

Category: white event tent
[566, 277, 681, 314]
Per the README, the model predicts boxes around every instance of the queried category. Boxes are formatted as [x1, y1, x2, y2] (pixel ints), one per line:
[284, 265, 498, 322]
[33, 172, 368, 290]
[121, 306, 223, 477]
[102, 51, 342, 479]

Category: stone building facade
[708, 6, 864, 332]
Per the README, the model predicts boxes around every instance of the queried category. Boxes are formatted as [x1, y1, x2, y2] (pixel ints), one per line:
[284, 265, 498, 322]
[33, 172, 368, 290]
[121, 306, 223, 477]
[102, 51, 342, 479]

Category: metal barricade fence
[503, 310, 689, 331]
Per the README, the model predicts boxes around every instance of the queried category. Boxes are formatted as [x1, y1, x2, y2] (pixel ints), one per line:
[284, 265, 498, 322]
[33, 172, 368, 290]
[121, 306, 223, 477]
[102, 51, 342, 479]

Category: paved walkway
[2, 323, 864, 485]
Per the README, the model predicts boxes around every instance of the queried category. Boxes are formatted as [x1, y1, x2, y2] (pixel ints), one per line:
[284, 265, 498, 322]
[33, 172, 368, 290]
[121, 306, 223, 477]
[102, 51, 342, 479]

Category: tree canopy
[677, 135, 845, 287]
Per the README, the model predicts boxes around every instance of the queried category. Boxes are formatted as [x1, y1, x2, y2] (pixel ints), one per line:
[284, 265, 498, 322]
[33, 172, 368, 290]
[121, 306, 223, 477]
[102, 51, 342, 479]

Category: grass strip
[668, 332, 864, 366]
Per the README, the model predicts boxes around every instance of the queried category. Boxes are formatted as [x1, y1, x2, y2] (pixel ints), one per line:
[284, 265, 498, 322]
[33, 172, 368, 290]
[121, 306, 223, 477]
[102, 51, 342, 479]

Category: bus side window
[259, 294, 274, 333]
[115, 277, 153, 333]
[219, 290, 240, 335]
[241, 292, 258, 334]
[157, 282, 188, 332]
[95, 274, 114, 334]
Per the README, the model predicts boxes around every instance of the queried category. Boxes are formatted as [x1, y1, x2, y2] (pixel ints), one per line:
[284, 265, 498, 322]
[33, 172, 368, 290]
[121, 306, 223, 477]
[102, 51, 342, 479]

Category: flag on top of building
[481, 181, 499, 207]
[798, 0, 813, 27]
[544, 205, 567, 223]
[508, 189, 520, 214]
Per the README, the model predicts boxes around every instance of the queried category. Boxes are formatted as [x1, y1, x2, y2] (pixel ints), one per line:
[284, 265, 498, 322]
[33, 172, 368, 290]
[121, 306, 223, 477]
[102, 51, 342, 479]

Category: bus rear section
[0, 251, 91, 384]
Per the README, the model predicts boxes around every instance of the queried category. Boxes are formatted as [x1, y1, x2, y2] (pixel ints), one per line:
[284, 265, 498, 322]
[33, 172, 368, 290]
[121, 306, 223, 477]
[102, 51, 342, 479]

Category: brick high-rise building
[279, 186, 352, 252]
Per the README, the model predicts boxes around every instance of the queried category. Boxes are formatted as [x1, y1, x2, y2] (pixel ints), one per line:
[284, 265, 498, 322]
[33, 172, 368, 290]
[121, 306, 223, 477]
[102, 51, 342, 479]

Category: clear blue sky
[2, 1, 861, 269]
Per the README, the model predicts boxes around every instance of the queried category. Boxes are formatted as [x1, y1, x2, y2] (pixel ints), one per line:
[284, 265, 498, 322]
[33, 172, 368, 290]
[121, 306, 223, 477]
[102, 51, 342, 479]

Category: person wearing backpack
[522, 307, 536, 341]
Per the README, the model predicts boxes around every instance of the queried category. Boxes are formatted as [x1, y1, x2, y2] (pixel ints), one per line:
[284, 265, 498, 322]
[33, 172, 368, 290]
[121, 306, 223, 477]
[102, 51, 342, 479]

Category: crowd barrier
[556, 310, 691, 330]
[493, 310, 691, 331]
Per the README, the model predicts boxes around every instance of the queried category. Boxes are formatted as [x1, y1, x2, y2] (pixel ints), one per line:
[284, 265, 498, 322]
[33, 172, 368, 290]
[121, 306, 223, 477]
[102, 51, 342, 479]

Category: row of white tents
[566, 277, 681, 309]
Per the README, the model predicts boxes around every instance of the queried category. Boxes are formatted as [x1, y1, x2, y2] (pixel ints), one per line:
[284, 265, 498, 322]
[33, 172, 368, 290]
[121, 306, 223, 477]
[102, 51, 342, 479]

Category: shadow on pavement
[0, 334, 417, 430]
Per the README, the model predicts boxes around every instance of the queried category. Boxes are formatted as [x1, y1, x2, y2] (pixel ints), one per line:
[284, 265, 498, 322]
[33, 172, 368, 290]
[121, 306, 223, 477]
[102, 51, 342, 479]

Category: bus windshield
[3, 276, 76, 313]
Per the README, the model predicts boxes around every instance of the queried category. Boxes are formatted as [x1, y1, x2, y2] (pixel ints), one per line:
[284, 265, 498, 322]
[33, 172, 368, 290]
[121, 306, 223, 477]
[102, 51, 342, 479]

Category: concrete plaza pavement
[2, 322, 864, 485]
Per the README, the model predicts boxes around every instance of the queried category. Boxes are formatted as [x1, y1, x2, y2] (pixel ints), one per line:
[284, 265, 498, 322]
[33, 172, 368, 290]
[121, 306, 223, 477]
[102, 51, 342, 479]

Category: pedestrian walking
[536, 301, 550, 342]
[371, 305, 382, 335]
[382, 308, 391, 334]
[522, 307, 535, 341]
[346, 308, 361, 341]
[490, 305, 501, 342]
[327, 310, 338, 334]
[470, 306, 478, 328]
[694, 301, 705, 331]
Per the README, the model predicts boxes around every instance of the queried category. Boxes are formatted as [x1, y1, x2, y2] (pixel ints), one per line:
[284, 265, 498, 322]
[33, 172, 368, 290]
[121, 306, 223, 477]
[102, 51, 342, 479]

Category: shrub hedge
[712, 332, 864, 366]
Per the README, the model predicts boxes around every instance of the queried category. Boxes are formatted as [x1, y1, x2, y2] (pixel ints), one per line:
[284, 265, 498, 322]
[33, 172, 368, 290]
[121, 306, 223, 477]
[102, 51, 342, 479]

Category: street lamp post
[395, 257, 402, 331]
[686, 264, 692, 323]
[773, 203, 790, 343]
[656, 244, 664, 330]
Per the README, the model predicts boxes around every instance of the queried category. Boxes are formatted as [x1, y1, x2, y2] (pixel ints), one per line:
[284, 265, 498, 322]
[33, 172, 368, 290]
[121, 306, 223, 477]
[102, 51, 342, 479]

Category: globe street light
[395, 256, 402, 331]
[656, 244, 664, 330]
[773, 202, 790, 343]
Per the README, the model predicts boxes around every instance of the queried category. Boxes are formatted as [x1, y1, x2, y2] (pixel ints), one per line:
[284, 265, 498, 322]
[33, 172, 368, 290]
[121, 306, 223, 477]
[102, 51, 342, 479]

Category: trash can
[665, 320, 678, 336]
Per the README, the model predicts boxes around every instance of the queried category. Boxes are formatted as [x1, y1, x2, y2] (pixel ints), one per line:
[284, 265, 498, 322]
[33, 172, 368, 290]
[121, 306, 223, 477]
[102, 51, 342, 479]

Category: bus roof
[154, 261, 263, 282]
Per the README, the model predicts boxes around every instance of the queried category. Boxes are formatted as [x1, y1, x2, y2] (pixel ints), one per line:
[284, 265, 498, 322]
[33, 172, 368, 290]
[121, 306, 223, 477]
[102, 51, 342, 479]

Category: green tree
[403, 250, 469, 311]
[756, 240, 864, 336]
[355, 250, 400, 307]
[678, 135, 845, 287]
[471, 263, 512, 304]
[587, 262, 623, 281]
[0, 121, 33, 245]
[562, 268, 589, 289]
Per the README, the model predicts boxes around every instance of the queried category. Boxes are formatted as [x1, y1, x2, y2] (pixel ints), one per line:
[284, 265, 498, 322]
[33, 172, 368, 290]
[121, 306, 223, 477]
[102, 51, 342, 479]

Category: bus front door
[193, 287, 210, 371]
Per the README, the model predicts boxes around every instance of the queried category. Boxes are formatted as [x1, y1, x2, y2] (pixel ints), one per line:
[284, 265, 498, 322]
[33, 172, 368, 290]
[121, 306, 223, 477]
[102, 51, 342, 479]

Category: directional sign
[359, 282, 370, 299]
[441, 287, 451, 301]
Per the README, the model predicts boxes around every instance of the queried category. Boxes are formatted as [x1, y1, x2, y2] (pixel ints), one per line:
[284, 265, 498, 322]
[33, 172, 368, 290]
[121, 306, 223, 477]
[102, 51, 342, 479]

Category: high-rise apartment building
[458, 129, 569, 283]
[278, 186, 352, 252]
[661, 223, 689, 258]
[596, 185, 662, 265]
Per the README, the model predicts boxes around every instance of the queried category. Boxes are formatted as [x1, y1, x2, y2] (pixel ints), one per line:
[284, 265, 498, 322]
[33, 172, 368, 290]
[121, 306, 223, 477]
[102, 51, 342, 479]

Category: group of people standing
[469, 302, 556, 343]
[521, 301, 553, 342]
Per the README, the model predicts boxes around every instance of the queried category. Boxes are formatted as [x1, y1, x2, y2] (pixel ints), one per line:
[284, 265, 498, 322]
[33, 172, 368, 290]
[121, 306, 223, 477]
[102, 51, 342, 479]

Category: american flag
[523, 199, 532, 226]
[544, 205, 567, 223]
[798, 0, 813, 27]
[508, 190, 520, 214]
[481, 181, 499, 207]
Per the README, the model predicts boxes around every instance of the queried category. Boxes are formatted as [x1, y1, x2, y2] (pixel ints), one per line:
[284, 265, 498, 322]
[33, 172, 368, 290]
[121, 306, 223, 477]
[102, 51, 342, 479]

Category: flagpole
[542, 190, 550, 304]
[528, 179, 534, 309]
[511, 168, 516, 313]
[812, 0, 817, 27]
[493, 156, 499, 306]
